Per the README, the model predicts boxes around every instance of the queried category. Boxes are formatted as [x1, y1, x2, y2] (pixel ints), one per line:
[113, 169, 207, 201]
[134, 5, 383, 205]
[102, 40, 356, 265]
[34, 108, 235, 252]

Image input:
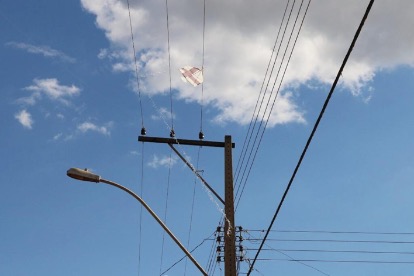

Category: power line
[246, 1, 376, 274]
[184, 147, 202, 275]
[159, 231, 216, 276]
[233, 0, 293, 186]
[235, 0, 311, 210]
[241, 230, 330, 275]
[246, 229, 414, 235]
[234, 0, 297, 203]
[165, 0, 175, 137]
[159, 149, 174, 274]
[137, 142, 145, 275]
[247, 259, 414, 264]
[245, 238, 414, 244]
[126, 0, 145, 133]
[199, 0, 206, 137]
[245, 248, 414, 256]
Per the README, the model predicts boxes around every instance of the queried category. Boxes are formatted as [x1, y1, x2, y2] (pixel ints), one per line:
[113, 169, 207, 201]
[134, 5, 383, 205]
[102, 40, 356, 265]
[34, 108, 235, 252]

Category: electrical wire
[206, 230, 218, 275]
[242, 227, 329, 275]
[245, 248, 414, 256]
[184, 147, 202, 275]
[200, 0, 206, 135]
[249, 259, 414, 264]
[165, 0, 174, 135]
[159, 150, 174, 274]
[125, 6, 147, 272]
[137, 142, 145, 275]
[246, 1, 376, 274]
[247, 229, 414, 235]
[160, 230, 216, 276]
[233, 0, 292, 186]
[235, 0, 301, 207]
[236, 0, 311, 210]
[245, 238, 414, 244]
[126, 0, 145, 129]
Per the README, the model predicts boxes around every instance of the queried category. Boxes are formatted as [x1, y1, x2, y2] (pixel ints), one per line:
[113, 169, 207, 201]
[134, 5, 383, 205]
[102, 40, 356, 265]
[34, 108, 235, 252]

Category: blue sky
[2, 0, 414, 275]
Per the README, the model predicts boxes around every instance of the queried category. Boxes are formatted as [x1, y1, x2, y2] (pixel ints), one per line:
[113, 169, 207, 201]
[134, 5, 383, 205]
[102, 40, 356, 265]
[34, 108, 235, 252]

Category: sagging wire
[159, 149, 174, 274]
[199, 0, 206, 140]
[165, 0, 175, 138]
[247, 0, 375, 274]
[184, 147, 202, 275]
[234, 0, 293, 195]
[160, 230, 216, 276]
[236, 0, 311, 211]
[126, 0, 146, 135]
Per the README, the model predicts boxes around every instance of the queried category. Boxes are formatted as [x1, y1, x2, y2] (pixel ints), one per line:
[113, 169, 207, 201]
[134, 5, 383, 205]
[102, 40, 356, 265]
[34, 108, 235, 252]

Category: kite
[179, 66, 203, 87]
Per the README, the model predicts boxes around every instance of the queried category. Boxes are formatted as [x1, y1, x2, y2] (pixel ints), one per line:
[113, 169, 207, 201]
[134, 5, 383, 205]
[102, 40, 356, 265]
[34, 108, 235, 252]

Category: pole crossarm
[168, 144, 225, 205]
[138, 135, 235, 148]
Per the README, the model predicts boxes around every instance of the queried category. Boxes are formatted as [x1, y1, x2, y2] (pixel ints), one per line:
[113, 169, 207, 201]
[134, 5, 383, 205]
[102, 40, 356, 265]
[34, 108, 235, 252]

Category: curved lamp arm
[67, 168, 207, 276]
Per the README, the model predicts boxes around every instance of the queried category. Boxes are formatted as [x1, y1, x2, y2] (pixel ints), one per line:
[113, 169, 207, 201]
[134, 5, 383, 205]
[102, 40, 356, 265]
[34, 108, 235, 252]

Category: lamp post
[66, 167, 208, 276]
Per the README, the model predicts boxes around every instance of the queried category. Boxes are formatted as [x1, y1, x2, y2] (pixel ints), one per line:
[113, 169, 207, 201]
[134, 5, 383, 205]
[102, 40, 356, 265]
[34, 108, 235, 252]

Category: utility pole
[138, 135, 236, 276]
[224, 135, 236, 276]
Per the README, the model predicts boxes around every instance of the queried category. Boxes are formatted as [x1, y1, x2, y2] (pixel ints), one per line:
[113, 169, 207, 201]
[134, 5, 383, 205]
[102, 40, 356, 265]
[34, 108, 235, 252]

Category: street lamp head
[67, 168, 101, 183]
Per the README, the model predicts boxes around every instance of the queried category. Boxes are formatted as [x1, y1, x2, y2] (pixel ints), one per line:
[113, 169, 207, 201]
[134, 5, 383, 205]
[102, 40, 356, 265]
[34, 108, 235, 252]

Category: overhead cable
[236, 0, 311, 210]
[165, 0, 175, 136]
[246, 0, 376, 274]
[233, 0, 293, 183]
[126, 0, 145, 132]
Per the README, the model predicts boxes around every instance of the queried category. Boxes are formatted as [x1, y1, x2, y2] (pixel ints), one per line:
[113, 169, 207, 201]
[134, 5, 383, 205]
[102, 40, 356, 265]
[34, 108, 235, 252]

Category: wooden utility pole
[138, 135, 236, 276]
[224, 135, 236, 276]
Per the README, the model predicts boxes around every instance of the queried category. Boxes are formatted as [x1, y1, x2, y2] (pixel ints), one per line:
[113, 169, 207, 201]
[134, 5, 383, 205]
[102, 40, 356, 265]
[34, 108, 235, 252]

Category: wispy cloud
[6, 41, 76, 63]
[130, 150, 141, 156]
[148, 154, 177, 169]
[77, 121, 113, 136]
[23, 78, 81, 105]
[15, 109, 34, 129]
[53, 133, 63, 141]
[151, 107, 175, 121]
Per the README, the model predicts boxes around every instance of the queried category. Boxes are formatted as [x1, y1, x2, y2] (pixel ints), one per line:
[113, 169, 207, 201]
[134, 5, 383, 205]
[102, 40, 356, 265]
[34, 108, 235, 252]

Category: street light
[66, 168, 208, 276]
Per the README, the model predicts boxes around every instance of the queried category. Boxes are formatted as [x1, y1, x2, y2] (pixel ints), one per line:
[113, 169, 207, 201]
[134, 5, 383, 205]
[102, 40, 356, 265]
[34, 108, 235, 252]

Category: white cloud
[80, 0, 414, 126]
[77, 121, 113, 136]
[15, 110, 34, 129]
[151, 107, 175, 122]
[112, 62, 132, 72]
[6, 41, 76, 63]
[148, 154, 177, 169]
[53, 133, 63, 141]
[23, 78, 80, 105]
[16, 91, 41, 106]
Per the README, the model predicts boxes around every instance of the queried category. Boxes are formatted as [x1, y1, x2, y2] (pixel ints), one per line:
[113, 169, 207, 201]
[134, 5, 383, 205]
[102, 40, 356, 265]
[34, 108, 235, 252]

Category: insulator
[217, 256, 222, 262]
[170, 129, 175, 138]
[237, 226, 243, 232]
[140, 127, 146, 135]
[217, 226, 223, 232]
[216, 236, 222, 242]
[198, 131, 204, 140]
[216, 246, 223, 252]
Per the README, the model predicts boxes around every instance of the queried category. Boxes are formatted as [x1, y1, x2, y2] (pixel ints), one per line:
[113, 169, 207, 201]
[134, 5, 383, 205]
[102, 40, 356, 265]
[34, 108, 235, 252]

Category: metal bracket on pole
[168, 143, 225, 205]
[138, 135, 237, 276]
